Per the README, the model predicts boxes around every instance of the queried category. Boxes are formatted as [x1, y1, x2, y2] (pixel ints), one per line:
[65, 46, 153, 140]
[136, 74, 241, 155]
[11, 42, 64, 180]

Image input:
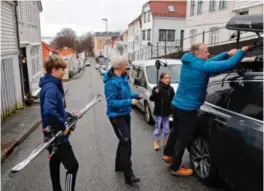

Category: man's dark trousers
[164, 106, 198, 170]
[109, 115, 133, 178]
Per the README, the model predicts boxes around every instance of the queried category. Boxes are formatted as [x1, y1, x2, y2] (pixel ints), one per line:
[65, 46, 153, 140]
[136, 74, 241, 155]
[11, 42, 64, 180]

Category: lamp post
[102, 18, 108, 58]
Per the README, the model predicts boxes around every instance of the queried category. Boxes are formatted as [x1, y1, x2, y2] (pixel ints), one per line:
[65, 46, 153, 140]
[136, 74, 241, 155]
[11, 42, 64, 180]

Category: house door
[20, 48, 30, 96]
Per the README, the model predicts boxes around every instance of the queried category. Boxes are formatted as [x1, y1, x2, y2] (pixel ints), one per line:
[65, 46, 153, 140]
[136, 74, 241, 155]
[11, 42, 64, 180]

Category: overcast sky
[40, 0, 147, 37]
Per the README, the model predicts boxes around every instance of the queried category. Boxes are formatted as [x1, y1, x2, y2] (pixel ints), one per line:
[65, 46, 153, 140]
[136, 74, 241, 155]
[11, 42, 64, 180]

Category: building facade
[17, 0, 43, 97]
[183, 0, 263, 50]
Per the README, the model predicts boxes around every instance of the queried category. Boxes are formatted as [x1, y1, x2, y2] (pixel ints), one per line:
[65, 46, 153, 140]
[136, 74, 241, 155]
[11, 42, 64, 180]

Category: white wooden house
[1, 1, 24, 119]
[17, 0, 43, 97]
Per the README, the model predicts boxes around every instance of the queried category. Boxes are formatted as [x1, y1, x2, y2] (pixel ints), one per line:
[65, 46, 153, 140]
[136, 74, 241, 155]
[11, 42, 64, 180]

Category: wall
[183, 0, 235, 50]
[232, 1, 263, 11]
[141, 3, 153, 46]
[1, 1, 24, 120]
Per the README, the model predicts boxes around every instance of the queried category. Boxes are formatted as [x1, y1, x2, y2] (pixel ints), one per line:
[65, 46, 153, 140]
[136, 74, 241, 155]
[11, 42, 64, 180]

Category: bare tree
[79, 32, 94, 56]
[51, 28, 77, 50]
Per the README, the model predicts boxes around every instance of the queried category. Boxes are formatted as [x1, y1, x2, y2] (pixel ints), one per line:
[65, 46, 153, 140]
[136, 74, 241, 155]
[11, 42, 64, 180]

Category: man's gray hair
[111, 55, 128, 69]
[190, 43, 204, 54]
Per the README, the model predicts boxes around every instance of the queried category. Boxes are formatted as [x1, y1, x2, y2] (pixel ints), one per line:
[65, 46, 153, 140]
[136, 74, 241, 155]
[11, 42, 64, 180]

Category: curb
[1, 120, 41, 164]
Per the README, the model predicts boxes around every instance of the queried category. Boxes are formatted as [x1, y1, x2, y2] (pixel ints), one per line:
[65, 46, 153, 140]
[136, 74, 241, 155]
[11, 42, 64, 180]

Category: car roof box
[226, 14, 263, 32]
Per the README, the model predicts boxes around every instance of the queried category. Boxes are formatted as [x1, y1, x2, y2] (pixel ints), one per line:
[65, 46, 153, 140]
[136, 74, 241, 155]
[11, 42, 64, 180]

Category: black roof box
[226, 14, 263, 32]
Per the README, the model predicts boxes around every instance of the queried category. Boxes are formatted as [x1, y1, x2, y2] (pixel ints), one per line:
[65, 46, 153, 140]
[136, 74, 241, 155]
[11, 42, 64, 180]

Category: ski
[11, 94, 102, 173]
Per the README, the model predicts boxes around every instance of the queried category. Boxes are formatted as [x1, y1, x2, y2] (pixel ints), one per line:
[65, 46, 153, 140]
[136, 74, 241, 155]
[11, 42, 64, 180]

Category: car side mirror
[134, 78, 141, 86]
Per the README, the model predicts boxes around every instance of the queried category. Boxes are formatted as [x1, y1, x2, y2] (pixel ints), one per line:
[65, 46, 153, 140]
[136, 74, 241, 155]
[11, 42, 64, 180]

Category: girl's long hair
[159, 72, 170, 83]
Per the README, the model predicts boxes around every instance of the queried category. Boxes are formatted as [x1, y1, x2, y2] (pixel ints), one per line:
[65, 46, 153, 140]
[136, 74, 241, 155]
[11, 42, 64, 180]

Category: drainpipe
[14, 1, 25, 107]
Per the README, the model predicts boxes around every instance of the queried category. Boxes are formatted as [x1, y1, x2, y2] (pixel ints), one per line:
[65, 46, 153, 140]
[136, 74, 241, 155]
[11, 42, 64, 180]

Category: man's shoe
[115, 168, 123, 173]
[125, 175, 140, 185]
[171, 166, 193, 176]
[162, 156, 172, 164]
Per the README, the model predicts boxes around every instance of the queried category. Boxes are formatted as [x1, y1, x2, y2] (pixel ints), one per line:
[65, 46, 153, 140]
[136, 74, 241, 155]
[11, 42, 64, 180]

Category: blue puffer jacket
[172, 50, 245, 111]
[39, 74, 68, 142]
[104, 68, 139, 117]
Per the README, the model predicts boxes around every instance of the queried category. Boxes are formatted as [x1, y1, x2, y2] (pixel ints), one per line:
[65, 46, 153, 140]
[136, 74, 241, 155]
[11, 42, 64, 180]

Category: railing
[129, 27, 260, 61]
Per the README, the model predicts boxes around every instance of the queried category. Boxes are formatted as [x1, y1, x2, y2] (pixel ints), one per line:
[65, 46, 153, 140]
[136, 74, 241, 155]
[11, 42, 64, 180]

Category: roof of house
[128, 15, 141, 26]
[57, 47, 76, 56]
[146, 0, 187, 18]
[42, 41, 58, 58]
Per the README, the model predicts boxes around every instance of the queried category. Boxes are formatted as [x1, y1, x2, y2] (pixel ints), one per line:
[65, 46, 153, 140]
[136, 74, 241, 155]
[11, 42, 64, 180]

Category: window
[227, 82, 263, 121]
[137, 67, 147, 87]
[206, 82, 233, 107]
[209, 0, 215, 11]
[142, 30, 146, 41]
[31, 45, 40, 77]
[168, 5, 175, 12]
[197, 0, 203, 14]
[159, 30, 166, 41]
[167, 30, 175, 41]
[147, 11, 150, 22]
[190, 29, 197, 45]
[130, 65, 138, 83]
[219, 0, 227, 9]
[209, 28, 219, 45]
[239, 11, 249, 15]
[190, 0, 195, 16]
[159, 29, 175, 41]
[147, 29, 151, 41]
[146, 64, 182, 84]
[144, 12, 147, 23]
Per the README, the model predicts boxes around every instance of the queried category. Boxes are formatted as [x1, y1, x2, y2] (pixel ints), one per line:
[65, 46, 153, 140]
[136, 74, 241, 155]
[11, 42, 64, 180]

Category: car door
[217, 80, 263, 191]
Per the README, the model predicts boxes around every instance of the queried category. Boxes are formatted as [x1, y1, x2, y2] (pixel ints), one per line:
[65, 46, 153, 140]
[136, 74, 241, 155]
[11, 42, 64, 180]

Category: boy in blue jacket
[40, 55, 78, 191]
[104, 56, 142, 185]
[162, 43, 249, 176]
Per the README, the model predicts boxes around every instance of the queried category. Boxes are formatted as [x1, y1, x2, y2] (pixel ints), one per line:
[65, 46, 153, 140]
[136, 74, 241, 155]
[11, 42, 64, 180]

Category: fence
[130, 27, 260, 61]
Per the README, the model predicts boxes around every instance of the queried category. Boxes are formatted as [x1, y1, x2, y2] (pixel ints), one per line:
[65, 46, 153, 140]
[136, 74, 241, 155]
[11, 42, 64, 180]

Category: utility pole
[102, 18, 108, 58]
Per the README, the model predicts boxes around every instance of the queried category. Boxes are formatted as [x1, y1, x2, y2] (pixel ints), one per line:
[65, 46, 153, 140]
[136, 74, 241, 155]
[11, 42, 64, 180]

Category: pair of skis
[11, 94, 102, 173]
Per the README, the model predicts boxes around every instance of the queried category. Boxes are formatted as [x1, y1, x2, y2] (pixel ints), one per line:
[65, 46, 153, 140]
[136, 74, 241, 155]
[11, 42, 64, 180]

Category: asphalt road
[1, 62, 224, 191]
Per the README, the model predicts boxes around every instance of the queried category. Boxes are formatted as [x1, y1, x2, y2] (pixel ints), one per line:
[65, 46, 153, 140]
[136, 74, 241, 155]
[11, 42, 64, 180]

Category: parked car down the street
[85, 60, 91, 66]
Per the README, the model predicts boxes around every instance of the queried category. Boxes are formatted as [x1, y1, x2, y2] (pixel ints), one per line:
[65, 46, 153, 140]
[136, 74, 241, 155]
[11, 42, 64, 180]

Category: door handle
[213, 118, 227, 126]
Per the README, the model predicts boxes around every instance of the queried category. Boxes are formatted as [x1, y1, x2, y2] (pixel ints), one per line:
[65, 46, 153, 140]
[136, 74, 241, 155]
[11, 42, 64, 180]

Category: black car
[189, 14, 263, 191]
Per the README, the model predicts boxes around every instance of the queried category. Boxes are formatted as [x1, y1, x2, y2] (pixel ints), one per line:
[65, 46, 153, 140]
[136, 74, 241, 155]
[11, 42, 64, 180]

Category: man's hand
[139, 93, 144, 99]
[155, 88, 159, 94]
[64, 128, 70, 135]
[132, 99, 138, 105]
[227, 49, 238, 56]
[241, 46, 249, 52]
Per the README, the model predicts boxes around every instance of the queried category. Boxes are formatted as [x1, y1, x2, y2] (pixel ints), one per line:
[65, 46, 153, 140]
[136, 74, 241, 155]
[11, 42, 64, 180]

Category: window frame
[209, 27, 219, 45]
[190, 0, 195, 16]
[142, 30, 146, 41]
[219, 0, 227, 9]
[197, 0, 203, 15]
[209, 0, 215, 12]
[147, 29, 151, 41]
[147, 11, 150, 22]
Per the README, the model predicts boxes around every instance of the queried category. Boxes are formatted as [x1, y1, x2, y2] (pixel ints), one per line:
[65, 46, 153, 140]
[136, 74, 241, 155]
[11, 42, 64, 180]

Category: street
[1, 62, 223, 191]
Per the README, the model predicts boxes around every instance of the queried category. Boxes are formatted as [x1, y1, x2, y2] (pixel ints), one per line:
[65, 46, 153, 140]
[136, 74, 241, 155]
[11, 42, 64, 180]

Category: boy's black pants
[109, 115, 134, 178]
[164, 106, 198, 170]
[49, 142, 79, 191]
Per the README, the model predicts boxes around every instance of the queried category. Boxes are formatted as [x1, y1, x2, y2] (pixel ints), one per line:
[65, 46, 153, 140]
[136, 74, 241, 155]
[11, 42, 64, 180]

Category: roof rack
[226, 14, 263, 32]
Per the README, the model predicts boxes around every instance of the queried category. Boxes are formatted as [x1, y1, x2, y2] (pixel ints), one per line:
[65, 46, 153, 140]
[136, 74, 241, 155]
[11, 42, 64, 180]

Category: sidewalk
[1, 105, 41, 163]
[1, 83, 70, 163]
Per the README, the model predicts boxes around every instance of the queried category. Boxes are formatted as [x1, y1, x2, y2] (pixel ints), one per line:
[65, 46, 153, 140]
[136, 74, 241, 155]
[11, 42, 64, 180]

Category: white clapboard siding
[1, 1, 18, 56]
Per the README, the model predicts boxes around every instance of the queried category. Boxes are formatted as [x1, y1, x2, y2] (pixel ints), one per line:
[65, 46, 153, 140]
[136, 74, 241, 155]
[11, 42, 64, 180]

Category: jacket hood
[103, 68, 128, 84]
[181, 52, 201, 65]
[39, 74, 62, 88]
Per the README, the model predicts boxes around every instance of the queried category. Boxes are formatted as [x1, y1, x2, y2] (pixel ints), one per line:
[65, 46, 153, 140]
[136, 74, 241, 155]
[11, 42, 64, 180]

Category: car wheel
[144, 102, 154, 124]
[189, 137, 218, 185]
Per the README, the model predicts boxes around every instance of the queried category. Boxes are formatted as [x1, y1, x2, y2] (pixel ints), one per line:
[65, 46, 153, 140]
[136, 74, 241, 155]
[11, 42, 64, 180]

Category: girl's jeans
[153, 116, 169, 139]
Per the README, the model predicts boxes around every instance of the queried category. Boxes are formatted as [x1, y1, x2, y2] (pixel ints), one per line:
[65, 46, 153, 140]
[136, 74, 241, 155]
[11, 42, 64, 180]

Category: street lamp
[102, 18, 108, 58]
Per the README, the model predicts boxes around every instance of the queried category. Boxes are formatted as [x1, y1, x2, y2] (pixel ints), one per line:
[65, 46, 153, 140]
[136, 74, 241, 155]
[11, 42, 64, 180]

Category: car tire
[144, 102, 154, 124]
[189, 136, 219, 185]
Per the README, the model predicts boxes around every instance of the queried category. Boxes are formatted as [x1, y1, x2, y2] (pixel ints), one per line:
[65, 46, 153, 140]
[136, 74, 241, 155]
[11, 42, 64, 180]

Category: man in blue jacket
[104, 56, 142, 185]
[40, 55, 79, 191]
[162, 43, 249, 176]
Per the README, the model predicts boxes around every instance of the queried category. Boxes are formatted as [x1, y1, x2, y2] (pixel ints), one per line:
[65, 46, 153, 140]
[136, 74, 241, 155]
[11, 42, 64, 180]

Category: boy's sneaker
[125, 175, 140, 185]
[171, 166, 193, 176]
